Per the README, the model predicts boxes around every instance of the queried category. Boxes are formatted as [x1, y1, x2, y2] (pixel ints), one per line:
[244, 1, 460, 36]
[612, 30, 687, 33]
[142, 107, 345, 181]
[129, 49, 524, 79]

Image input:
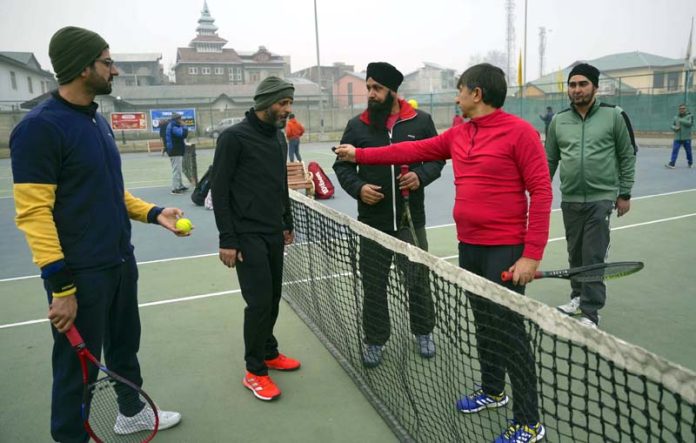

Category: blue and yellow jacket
[10, 91, 162, 297]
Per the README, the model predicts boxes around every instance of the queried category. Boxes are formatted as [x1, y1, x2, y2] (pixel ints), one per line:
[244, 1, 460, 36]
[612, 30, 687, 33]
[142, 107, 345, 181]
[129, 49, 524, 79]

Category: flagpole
[685, 17, 693, 105]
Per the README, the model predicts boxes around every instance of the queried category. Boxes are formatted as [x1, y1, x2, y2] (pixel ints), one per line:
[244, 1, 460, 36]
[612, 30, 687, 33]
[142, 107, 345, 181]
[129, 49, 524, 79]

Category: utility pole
[538, 27, 547, 78]
[313, 0, 324, 136]
[506, 0, 516, 87]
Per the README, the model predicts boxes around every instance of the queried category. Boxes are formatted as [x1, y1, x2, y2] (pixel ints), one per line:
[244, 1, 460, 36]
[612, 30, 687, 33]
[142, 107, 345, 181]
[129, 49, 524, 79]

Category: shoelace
[501, 421, 519, 439]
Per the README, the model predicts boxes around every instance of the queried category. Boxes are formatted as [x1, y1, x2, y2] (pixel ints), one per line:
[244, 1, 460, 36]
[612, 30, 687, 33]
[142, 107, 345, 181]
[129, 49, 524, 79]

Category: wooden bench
[287, 161, 314, 197]
[147, 139, 165, 155]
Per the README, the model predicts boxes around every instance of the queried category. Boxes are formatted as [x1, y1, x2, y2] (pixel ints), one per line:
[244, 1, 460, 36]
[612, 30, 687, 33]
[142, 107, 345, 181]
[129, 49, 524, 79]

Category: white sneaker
[114, 404, 182, 434]
[576, 316, 598, 329]
[557, 297, 581, 315]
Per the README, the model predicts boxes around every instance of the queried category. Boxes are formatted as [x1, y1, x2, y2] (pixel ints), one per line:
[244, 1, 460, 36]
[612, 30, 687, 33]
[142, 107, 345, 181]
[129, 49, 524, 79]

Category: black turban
[366, 62, 404, 92]
[568, 63, 600, 87]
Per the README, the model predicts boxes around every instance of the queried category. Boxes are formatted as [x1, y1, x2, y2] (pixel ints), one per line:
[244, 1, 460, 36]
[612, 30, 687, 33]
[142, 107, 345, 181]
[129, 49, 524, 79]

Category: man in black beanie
[546, 62, 636, 328]
[212, 76, 300, 401]
[10, 26, 183, 442]
[333, 62, 444, 367]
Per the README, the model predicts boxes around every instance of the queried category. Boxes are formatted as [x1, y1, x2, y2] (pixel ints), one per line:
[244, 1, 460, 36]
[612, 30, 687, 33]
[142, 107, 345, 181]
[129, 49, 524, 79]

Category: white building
[0, 52, 56, 110]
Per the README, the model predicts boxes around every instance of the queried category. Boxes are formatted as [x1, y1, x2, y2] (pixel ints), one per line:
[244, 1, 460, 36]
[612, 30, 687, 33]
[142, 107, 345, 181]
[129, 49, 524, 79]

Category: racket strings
[86, 377, 152, 442]
[572, 262, 644, 282]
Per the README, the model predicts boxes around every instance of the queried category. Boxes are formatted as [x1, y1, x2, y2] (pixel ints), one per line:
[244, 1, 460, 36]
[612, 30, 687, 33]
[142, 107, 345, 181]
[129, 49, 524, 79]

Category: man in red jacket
[335, 63, 551, 443]
[285, 113, 305, 162]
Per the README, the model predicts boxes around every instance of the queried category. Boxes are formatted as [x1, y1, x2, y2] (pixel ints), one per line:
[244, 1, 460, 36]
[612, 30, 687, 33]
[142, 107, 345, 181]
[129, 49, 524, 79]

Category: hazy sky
[2, 0, 695, 82]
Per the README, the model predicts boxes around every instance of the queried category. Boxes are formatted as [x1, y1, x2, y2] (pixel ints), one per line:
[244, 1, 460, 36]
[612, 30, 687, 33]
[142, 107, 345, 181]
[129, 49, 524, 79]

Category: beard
[568, 88, 596, 108]
[367, 92, 395, 132]
[265, 107, 288, 129]
[86, 69, 112, 95]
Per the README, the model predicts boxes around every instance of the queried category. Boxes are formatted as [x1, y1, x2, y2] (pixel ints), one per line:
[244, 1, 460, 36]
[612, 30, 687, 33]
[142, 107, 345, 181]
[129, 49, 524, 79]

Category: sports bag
[307, 161, 334, 199]
[191, 165, 213, 206]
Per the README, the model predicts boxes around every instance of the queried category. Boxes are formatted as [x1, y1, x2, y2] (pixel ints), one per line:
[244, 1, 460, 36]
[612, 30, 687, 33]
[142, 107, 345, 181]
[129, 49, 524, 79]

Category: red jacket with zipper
[355, 108, 552, 260]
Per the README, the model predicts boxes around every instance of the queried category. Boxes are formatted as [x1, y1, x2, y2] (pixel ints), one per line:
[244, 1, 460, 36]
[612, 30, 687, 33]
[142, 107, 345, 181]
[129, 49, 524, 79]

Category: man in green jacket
[545, 63, 636, 328]
[665, 104, 693, 168]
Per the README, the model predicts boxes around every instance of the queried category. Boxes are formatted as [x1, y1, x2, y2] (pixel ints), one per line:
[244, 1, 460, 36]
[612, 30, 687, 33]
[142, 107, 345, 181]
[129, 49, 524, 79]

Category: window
[667, 72, 680, 91]
[215, 67, 224, 75]
[27, 77, 33, 93]
[235, 68, 243, 81]
[249, 72, 259, 83]
[10, 71, 16, 90]
[202, 67, 211, 75]
[188, 67, 198, 75]
[347, 82, 353, 107]
[41, 81, 46, 94]
[653, 71, 665, 89]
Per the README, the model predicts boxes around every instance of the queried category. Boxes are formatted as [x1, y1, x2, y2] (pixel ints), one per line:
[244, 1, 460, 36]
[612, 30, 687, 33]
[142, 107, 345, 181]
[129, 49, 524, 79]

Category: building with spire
[173, 1, 290, 85]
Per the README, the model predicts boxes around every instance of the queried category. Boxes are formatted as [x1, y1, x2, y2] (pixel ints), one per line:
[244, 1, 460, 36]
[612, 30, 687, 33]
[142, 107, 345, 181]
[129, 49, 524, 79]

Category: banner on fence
[150, 108, 197, 132]
[110, 112, 147, 131]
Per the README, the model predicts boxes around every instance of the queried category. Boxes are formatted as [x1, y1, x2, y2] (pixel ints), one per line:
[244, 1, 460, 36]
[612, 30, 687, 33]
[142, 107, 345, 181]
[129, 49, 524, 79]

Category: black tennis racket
[65, 326, 159, 443]
[399, 165, 420, 248]
[501, 261, 644, 283]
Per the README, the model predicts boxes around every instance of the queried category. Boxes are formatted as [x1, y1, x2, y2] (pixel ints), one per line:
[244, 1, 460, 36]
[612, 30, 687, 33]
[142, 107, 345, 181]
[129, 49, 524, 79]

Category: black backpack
[191, 165, 213, 206]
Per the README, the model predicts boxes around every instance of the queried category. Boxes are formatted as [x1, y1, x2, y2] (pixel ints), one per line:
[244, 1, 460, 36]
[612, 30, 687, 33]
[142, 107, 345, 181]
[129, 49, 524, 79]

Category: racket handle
[65, 325, 85, 348]
[500, 271, 542, 281]
[400, 165, 409, 198]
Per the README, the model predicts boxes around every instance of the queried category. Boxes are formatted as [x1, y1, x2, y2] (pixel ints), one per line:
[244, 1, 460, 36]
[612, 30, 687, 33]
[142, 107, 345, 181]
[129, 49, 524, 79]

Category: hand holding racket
[65, 326, 159, 442]
[501, 261, 644, 283]
[399, 165, 420, 248]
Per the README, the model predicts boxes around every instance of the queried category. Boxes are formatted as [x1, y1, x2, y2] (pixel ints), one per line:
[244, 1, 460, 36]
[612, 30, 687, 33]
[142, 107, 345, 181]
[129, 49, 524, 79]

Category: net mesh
[282, 192, 696, 443]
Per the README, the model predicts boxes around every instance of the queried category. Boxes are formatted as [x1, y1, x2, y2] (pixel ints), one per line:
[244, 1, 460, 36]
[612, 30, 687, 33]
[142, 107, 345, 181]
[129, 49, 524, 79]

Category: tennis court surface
[1, 140, 695, 442]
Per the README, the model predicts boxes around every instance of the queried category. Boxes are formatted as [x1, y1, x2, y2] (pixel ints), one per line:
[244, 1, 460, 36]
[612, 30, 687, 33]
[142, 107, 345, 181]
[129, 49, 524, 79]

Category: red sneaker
[265, 353, 301, 371]
[242, 372, 281, 401]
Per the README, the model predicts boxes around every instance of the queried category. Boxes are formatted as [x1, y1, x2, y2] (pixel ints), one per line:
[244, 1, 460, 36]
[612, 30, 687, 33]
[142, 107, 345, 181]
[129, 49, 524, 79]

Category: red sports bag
[307, 161, 335, 199]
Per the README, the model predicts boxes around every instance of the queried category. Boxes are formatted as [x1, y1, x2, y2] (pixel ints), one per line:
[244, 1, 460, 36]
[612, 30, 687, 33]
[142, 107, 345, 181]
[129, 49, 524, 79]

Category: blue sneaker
[362, 344, 384, 368]
[416, 334, 436, 358]
[494, 421, 545, 443]
[456, 388, 509, 413]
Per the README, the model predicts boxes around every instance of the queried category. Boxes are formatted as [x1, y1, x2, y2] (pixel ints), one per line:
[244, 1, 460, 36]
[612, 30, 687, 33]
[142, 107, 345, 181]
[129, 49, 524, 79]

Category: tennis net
[282, 192, 696, 443]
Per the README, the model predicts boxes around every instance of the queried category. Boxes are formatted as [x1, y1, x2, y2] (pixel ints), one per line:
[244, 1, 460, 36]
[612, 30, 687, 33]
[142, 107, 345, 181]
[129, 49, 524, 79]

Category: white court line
[426, 188, 696, 230]
[432, 212, 696, 262]
[0, 272, 353, 330]
[1, 211, 695, 283]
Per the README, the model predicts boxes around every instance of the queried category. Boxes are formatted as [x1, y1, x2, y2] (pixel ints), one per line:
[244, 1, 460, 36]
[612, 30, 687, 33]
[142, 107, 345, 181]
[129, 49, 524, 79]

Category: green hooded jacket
[672, 112, 693, 141]
[546, 99, 636, 202]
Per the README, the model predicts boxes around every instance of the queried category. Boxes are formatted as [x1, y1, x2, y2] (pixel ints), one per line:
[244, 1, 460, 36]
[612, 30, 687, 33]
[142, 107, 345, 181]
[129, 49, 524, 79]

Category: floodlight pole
[314, 0, 324, 135]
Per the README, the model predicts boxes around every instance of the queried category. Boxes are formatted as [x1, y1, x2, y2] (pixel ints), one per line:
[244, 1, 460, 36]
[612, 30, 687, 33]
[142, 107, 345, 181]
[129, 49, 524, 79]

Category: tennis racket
[501, 261, 644, 283]
[399, 165, 420, 248]
[65, 325, 159, 443]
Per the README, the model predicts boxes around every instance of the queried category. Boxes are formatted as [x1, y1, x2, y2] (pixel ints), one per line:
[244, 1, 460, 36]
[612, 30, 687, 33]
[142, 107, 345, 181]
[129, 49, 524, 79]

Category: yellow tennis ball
[175, 218, 192, 234]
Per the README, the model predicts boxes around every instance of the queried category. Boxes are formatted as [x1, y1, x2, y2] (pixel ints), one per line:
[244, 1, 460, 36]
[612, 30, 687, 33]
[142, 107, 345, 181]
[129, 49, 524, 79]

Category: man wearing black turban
[546, 62, 637, 328]
[10, 26, 183, 441]
[333, 62, 445, 368]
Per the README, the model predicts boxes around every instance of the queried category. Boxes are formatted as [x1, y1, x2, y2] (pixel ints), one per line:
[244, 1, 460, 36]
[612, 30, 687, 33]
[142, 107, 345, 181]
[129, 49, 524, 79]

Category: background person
[539, 106, 554, 137]
[665, 103, 693, 168]
[333, 62, 444, 368]
[285, 113, 305, 162]
[10, 26, 183, 442]
[165, 113, 189, 194]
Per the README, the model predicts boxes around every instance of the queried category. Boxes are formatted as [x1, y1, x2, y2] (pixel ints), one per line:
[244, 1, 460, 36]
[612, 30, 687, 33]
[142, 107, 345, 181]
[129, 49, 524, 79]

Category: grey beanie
[49, 26, 109, 85]
[254, 76, 294, 111]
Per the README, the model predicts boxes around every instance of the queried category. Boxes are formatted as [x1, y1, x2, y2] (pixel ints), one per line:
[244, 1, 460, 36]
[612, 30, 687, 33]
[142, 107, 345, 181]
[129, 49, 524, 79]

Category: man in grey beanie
[10, 26, 183, 441]
[211, 76, 301, 401]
